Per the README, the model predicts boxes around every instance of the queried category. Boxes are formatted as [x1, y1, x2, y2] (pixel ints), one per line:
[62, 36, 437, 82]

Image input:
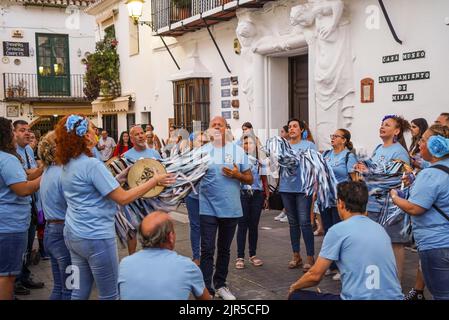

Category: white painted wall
[0, 3, 96, 120]
[348, 0, 449, 154]
[92, 0, 449, 148]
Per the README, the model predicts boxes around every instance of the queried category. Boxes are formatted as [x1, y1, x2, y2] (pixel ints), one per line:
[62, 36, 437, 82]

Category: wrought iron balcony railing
[151, 0, 272, 36]
[3, 73, 89, 102]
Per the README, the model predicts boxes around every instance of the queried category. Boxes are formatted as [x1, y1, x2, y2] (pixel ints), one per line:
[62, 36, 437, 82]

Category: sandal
[235, 258, 245, 269]
[249, 256, 263, 267]
[288, 258, 303, 269]
[303, 258, 315, 272]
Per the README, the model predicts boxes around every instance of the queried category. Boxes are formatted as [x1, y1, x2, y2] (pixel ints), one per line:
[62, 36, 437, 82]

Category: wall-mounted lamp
[126, 0, 145, 24]
[38, 66, 44, 75]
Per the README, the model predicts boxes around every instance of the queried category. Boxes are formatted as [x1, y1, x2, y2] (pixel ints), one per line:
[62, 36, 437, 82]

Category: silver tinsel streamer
[112, 146, 210, 246]
[362, 159, 412, 242]
[264, 136, 338, 209]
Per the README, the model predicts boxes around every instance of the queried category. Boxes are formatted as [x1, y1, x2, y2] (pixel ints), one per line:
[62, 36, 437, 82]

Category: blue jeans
[280, 193, 314, 257]
[44, 223, 72, 300]
[64, 228, 119, 300]
[0, 232, 27, 277]
[237, 191, 264, 258]
[321, 206, 341, 271]
[186, 196, 201, 261]
[16, 223, 36, 283]
[419, 248, 449, 300]
[200, 215, 238, 295]
[289, 289, 341, 300]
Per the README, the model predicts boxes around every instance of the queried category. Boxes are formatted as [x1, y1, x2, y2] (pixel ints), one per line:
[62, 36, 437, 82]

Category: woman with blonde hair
[55, 114, 175, 300]
[38, 131, 72, 299]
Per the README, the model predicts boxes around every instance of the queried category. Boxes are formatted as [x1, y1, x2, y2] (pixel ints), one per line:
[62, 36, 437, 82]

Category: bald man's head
[209, 116, 228, 145]
[139, 211, 175, 250]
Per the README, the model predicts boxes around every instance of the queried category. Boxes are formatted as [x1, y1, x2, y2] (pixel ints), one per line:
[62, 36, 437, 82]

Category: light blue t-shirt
[408, 158, 449, 251]
[320, 215, 403, 300]
[279, 140, 317, 193]
[199, 142, 251, 218]
[118, 248, 205, 300]
[123, 147, 161, 162]
[0, 151, 31, 233]
[40, 166, 67, 221]
[242, 157, 267, 191]
[61, 154, 120, 239]
[367, 143, 410, 213]
[17, 145, 37, 170]
[323, 149, 357, 184]
[92, 147, 103, 161]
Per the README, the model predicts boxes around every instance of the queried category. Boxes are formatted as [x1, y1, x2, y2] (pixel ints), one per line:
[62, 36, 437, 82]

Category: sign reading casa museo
[379, 50, 430, 102]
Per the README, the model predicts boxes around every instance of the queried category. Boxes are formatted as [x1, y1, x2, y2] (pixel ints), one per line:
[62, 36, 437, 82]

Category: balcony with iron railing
[151, 0, 274, 36]
[2, 73, 90, 103]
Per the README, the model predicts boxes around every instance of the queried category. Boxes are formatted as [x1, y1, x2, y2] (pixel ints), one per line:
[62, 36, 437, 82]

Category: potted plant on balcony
[83, 28, 121, 101]
[171, 0, 191, 23]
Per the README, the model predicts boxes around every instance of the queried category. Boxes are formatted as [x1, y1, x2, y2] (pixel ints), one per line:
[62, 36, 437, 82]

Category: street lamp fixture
[126, 0, 145, 24]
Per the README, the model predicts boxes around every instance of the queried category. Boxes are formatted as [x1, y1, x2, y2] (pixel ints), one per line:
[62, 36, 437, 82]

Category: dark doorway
[102, 114, 118, 142]
[288, 55, 309, 123]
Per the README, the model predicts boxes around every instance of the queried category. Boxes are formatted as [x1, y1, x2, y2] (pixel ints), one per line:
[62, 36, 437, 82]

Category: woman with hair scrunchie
[391, 124, 449, 300]
[0, 117, 41, 300]
[55, 115, 175, 300]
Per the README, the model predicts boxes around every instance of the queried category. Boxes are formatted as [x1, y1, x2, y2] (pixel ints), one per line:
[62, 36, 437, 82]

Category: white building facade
[0, 0, 96, 134]
[87, 0, 449, 152]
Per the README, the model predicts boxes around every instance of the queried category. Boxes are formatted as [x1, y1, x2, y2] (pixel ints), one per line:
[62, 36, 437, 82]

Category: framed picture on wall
[6, 105, 19, 117]
[222, 111, 231, 120]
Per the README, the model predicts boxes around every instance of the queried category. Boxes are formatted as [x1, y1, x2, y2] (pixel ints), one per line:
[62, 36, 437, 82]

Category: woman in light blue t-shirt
[55, 115, 175, 300]
[0, 117, 41, 300]
[355, 115, 410, 282]
[321, 128, 357, 276]
[391, 125, 449, 300]
[279, 119, 317, 272]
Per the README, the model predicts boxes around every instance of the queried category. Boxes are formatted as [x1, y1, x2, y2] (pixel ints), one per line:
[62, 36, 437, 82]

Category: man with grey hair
[199, 116, 253, 300]
[118, 212, 210, 300]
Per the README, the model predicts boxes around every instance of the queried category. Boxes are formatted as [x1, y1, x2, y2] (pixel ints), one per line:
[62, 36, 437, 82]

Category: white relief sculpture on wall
[291, 0, 355, 149]
[236, 10, 258, 112]
[236, 4, 308, 114]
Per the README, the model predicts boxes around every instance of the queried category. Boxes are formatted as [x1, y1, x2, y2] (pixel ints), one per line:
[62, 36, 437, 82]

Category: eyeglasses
[330, 134, 344, 139]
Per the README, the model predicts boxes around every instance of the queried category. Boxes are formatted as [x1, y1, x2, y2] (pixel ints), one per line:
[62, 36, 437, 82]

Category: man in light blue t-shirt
[13, 120, 44, 294]
[118, 212, 210, 300]
[199, 116, 252, 300]
[123, 126, 161, 162]
[122, 125, 161, 255]
[288, 181, 403, 300]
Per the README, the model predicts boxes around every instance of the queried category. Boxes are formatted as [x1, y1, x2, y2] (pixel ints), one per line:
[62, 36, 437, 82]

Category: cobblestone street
[20, 208, 427, 300]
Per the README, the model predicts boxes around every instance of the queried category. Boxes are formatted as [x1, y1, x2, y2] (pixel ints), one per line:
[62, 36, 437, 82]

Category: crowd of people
[0, 111, 448, 300]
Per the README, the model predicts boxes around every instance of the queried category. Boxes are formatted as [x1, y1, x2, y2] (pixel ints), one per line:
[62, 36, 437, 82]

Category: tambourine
[127, 158, 166, 198]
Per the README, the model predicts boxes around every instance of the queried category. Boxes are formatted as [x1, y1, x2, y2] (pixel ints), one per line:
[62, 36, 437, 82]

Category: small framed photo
[231, 76, 238, 85]
[222, 111, 231, 119]
[231, 87, 238, 96]
[233, 111, 239, 120]
[221, 89, 231, 97]
[221, 100, 231, 108]
[6, 105, 19, 117]
[231, 100, 239, 108]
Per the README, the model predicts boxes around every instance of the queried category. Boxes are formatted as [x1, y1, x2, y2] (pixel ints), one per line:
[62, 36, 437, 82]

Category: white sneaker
[215, 287, 236, 300]
[274, 211, 286, 221]
[279, 216, 288, 223]
[325, 269, 336, 276]
[332, 272, 341, 281]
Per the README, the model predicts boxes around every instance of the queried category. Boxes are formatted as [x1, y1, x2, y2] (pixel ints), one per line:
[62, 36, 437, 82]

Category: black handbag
[268, 179, 284, 210]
